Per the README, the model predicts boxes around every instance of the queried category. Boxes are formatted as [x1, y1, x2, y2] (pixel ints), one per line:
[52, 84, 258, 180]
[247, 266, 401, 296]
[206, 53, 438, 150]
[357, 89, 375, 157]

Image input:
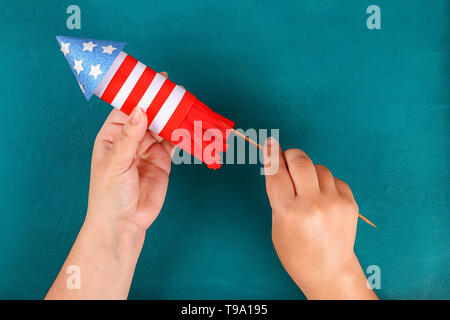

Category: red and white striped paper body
[94, 51, 234, 169]
[94, 51, 195, 140]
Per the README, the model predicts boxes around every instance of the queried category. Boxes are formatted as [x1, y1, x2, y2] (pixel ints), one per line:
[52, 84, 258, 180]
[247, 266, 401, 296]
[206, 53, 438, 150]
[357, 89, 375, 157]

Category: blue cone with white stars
[56, 36, 127, 100]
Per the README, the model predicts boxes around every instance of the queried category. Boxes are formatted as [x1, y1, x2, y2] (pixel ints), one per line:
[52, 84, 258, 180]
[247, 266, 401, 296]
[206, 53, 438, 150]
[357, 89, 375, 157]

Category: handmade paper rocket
[56, 36, 234, 169]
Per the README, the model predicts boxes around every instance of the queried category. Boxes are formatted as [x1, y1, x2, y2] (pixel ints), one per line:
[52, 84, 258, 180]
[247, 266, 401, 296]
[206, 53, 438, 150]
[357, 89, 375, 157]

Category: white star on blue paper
[56, 36, 127, 100]
[102, 45, 117, 54]
[82, 41, 97, 52]
[73, 59, 83, 75]
[60, 41, 70, 56]
[89, 64, 103, 79]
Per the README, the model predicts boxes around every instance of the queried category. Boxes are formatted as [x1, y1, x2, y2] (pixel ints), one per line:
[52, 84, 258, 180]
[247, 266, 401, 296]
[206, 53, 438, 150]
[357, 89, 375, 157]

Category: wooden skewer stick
[229, 128, 263, 150]
[228, 126, 377, 229]
[358, 214, 377, 228]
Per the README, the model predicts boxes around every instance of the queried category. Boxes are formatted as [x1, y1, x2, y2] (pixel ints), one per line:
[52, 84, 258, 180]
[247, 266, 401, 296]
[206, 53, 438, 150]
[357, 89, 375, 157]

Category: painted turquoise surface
[0, 0, 448, 299]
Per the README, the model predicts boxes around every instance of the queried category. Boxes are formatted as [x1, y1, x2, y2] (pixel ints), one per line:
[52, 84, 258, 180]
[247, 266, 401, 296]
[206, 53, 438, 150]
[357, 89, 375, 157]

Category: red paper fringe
[171, 99, 234, 169]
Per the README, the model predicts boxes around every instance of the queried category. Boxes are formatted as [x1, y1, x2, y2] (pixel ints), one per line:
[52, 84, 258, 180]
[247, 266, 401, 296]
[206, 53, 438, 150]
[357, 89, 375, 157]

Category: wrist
[296, 254, 376, 300]
[82, 212, 146, 263]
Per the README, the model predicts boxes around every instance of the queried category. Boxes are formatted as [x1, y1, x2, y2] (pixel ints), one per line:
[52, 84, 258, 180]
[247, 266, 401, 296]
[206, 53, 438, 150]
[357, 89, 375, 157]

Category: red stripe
[101, 55, 138, 104]
[159, 92, 195, 141]
[120, 67, 157, 115]
[145, 79, 176, 124]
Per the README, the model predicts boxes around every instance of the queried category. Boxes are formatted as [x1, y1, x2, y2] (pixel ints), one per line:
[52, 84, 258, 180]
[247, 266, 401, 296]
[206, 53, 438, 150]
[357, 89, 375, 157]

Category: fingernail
[130, 107, 143, 125]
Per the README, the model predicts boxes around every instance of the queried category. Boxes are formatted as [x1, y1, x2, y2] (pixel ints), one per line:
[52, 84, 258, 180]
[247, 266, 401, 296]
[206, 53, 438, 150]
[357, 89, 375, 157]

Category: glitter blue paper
[56, 36, 127, 100]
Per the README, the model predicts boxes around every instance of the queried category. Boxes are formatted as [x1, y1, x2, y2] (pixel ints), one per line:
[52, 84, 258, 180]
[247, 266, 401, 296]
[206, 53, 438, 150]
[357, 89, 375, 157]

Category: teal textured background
[0, 0, 448, 299]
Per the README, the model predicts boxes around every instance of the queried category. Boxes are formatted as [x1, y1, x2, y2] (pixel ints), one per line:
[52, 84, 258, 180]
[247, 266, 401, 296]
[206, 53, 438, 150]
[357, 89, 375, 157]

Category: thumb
[109, 107, 148, 171]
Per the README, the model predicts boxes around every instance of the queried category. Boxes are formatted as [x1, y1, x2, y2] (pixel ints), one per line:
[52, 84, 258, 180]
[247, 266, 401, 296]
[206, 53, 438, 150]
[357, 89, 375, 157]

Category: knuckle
[340, 180, 350, 188]
[292, 156, 312, 167]
[335, 178, 349, 189]
[119, 127, 131, 143]
[324, 198, 339, 212]
[315, 164, 331, 175]
[289, 156, 313, 170]
[308, 200, 324, 216]
[285, 149, 312, 167]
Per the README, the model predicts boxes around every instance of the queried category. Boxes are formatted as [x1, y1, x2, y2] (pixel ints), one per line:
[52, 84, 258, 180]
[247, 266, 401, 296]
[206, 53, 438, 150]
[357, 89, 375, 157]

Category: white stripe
[93, 51, 127, 97]
[149, 85, 186, 134]
[110, 61, 146, 109]
[136, 73, 166, 111]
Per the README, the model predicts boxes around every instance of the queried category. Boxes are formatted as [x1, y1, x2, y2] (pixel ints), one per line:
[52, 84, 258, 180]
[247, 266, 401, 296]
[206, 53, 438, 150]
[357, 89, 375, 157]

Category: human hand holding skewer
[262, 137, 378, 299]
[228, 128, 376, 228]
